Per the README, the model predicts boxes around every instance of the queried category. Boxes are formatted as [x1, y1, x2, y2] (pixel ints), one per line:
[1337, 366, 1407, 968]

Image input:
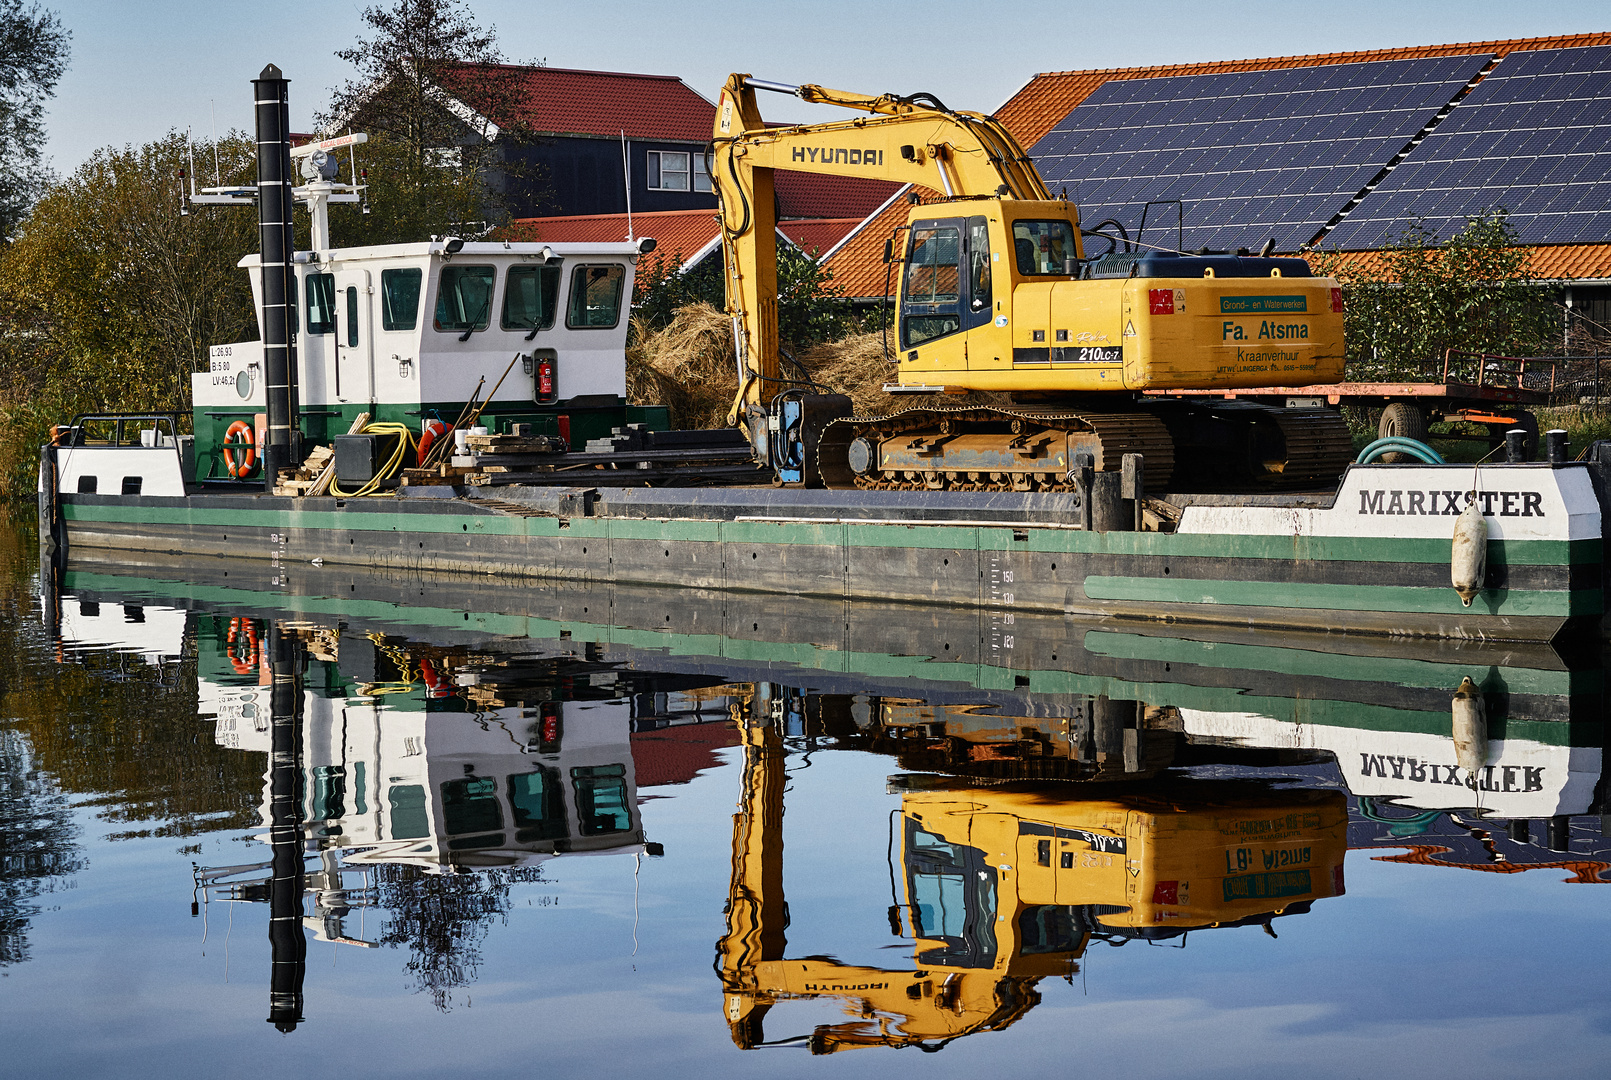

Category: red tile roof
[630, 721, 740, 790]
[1323, 243, 1611, 282]
[502, 209, 719, 259]
[775, 173, 903, 220]
[501, 209, 858, 265]
[431, 63, 715, 142]
[779, 218, 861, 256]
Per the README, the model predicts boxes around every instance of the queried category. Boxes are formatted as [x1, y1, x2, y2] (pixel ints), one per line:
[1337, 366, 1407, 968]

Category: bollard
[1089, 471, 1128, 532]
[1547, 815, 1571, 852]
[1071, 452, 1094, 530]
[1505, 429, 1528, 463]
[1093, 695, 1126, 761]
[1121, 453, 1145, 530]
[1545, 428, 1568, 464]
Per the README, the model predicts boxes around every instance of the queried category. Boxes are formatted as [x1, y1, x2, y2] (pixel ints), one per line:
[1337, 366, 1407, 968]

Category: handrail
[1442, 349, 1560, 393]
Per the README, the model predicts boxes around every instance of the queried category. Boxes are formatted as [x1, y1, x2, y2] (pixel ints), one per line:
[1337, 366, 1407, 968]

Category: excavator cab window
[968, 219, 991, 311]
[905, 821, 999, 968]
[901, 221, 962, 348]
[1012, 220, 1078, 277]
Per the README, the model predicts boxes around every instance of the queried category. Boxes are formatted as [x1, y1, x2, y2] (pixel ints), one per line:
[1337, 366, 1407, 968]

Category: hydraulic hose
[329, 420, 418, 497]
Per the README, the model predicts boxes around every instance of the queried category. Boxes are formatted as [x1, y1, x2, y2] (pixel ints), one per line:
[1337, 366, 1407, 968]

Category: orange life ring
[226, 617, 260, 675]
[417, 419, 449, 463]
[223, 420, 256, 478]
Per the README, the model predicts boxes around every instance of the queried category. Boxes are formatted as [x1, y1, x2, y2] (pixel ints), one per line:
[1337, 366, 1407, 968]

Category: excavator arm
[711, 73, 1055, 439]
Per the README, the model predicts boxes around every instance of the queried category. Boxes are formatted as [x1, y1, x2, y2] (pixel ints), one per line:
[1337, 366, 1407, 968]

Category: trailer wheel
[1377, 402, 1427, 463]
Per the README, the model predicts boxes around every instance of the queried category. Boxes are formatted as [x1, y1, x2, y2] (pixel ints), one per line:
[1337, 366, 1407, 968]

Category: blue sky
[38, 0, 1610, 173]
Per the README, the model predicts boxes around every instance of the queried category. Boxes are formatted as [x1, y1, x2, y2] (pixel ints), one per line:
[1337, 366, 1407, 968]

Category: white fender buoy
[1451, 496, 1487, 607]
[1452, 675, 1488, 775]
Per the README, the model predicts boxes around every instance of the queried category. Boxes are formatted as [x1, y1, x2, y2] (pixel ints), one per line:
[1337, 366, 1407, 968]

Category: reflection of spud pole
[718, 684, 787, 1049]
[266, 623, 306, 1032]
[1452, 676, 1488, 777]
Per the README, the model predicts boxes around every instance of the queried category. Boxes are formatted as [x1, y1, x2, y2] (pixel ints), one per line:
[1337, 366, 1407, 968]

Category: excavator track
[815, 402, 1356, 493]
[1263, 408, 1356, 488]
[816, 405, 1176, 492]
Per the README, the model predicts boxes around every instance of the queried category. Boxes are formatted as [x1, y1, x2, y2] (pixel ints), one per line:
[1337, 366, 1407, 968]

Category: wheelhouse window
[502, 265, 561, 332]
[902, 224, 961, 348]
[509, 768, 567, 842]
[1012, 220, 1078, 276]
[381, 267, 422, 331]
[566, 265, 626, 329]
[345, 287, 359, 347]
[647, 150, 691, 191]
[387, 784, 428, 840]
[441, 775, 503, 835]
[571, 764, 631, 836]
[434, 265, 496, 333]
[305, 273, 336, 335]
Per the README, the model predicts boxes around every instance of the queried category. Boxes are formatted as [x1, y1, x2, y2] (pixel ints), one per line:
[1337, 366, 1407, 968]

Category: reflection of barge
[52, 550, 1606, 823]
[32, 66, 1611, 644]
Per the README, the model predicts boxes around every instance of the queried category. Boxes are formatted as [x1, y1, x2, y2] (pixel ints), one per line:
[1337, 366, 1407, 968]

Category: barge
[35, 65, 1611, 644]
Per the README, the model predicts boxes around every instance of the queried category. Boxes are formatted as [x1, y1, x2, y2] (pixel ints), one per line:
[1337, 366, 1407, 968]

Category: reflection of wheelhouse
[192, 620, 649, 870]
[293, 695, 643, 871]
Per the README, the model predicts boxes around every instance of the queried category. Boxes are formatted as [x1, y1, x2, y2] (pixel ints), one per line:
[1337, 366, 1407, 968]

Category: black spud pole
[254, 64, 299, 491]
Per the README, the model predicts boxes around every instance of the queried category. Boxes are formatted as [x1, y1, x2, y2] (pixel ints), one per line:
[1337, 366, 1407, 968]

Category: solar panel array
[1030, 55, 1491, 253]
[1327, 46, 1611, 248]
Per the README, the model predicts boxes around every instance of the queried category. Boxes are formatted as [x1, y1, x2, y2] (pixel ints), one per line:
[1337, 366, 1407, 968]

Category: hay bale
[626, 303, 739, 430]
[627, 303, 1011, 429]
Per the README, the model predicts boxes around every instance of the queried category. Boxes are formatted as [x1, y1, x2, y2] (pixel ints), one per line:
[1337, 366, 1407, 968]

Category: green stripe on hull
[1083, 630, 1594, 695]
[1018, 528, 1598, 567]
[1084, 575, 1600, 616]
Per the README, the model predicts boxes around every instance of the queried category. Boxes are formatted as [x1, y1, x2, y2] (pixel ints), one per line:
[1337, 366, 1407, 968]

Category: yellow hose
[329, 421, 418, 497]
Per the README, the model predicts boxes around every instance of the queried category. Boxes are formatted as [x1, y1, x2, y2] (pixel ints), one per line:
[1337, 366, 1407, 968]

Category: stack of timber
[273, 443, 335, 496]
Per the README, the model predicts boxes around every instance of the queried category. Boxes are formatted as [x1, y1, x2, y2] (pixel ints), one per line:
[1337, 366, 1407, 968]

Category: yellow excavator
[711, 74, 1351, 491]
[716, 706, 1348, 1054]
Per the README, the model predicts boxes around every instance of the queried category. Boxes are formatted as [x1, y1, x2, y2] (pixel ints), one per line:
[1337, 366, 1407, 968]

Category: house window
[647, 150, 691, 191]
[693, 152, 711, 193]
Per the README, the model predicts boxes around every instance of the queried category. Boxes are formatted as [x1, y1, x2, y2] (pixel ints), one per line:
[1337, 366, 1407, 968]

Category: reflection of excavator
[716, 692, 1349, 1053]
[712, 74, 1351, 491]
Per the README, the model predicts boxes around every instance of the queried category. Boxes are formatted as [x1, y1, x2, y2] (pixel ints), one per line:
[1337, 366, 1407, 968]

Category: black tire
[1377, 402, 1427, 463]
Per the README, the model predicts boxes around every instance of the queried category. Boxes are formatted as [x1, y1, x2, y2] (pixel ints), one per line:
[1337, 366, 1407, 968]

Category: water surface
[2, 521, 1607, 1079]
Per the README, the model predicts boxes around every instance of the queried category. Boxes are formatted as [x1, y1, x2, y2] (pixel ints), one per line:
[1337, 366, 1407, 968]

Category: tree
[1311, 210, 1558, 381]
[321, 0, 537, 244]
[630, 245, 853, 347]
[0, 132, 260, 497]
[0, 0, 70, 241]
